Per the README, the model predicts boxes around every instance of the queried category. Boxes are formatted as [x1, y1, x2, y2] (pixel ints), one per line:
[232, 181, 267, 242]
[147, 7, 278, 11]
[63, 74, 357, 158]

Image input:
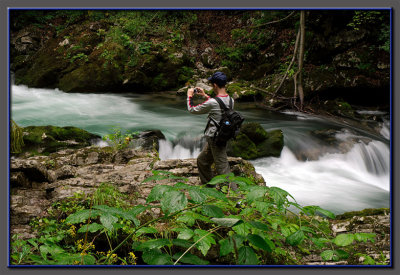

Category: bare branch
[272, 28, 301, 97]
[250, 11, 296, 29]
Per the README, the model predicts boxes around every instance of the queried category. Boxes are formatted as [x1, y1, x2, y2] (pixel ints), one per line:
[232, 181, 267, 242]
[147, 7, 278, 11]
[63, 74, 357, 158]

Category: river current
[11, 84, 390, 214]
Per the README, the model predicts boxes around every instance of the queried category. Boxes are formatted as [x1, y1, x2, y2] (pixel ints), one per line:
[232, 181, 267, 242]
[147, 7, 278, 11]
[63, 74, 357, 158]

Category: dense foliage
[11, 172, 381, 266]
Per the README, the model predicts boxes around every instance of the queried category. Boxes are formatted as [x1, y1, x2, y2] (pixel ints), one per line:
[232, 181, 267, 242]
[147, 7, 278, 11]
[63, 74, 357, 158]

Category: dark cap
[207, 71, 227, 87]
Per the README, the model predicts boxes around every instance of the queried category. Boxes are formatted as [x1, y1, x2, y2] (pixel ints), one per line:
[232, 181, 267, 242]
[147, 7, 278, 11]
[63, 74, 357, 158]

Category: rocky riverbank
[10, 141, 390, 265]
[10, 145, 264, 239]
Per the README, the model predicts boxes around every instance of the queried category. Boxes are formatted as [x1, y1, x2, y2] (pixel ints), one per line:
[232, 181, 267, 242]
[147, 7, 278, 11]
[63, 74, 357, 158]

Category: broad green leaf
[219, 238, 234, 256]
[172, 239, 192, 249]
[93, 205, 141, 225]
[311, 237, 331, 249]
[248, 234, 273, 252]
[286, 230, 305, 246]
[161, 190, 188, 214]
[127, 205, 148, 217]
[65, 209, 101, 224]
[315, 207, 336, 219]
[333, 234, 354, 247]
[334, 249, 350, 259]
[40, 244, 64, 257]
[138, 239, 171, 250]
[142, 170, 184, 183]
[135, 227, 158, 236]
[354, 233, 376, 243]
[233, 222, 251, 236]
[56, 253, 96, 265]
[194, 229, 216, 256]
[172, 252, 209, 265]
[147, 185, 173, 203]
[361, 255, 376, 265]
[202, 187, 228, 201]
[176, 211, 211, 226]
[321, 250, 336, 261]
[230, 176, 254, 188]
[249, 221, 269, 231]
[100, 213, 118, 231]
[29, 254, 53, 265]
[174, 182, 190, 189]
[77, 223, 104, 233]
[92, 205, 125, 215]
[142, 248, 173, 265]
[201, 205, 224, 218]
[253, 201, 272, 214]
[189, 188, 207, 204]
[269, 186, 293, 206]
[246, 186, 268, 202]
[321, 249, 348, 261]
[233, 234, 246, 247]
[211, 217, 242, 227]
[280, 225, 291, 237]
[176, 228, 194, 240]
[238, 246, 258, 265]
[207, 173, 234, 185]
[300, 226, 315, 234]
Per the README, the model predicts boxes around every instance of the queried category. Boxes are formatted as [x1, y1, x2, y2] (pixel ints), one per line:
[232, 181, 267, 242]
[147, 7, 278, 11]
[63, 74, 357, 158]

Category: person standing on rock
[187, 72, 237, 190]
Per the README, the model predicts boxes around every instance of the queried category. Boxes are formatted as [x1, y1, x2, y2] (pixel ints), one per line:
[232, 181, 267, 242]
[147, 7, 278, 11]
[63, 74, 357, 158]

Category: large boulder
[227, 122, 284, 159]
[130, 130, 166, 151]
[21, 125, 101, 155]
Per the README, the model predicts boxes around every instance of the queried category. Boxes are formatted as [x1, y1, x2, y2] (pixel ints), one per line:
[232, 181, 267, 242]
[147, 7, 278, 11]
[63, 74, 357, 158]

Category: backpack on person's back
[211, 96, 244, 146]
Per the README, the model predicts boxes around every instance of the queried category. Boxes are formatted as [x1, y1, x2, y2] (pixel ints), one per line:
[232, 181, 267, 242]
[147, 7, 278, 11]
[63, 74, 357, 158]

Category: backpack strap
[214, 96, 230, 111]
[204, 97, 230, 134]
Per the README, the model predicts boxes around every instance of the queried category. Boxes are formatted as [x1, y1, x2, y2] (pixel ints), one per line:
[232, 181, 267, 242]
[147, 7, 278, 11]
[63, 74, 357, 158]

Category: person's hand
[187, 88, 194, 97]
[195, 87, 208, 98]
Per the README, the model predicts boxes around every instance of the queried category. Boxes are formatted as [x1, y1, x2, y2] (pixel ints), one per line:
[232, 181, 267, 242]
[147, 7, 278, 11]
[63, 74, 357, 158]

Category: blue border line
[7, 7, 392, 10]
[7, 8, 392, 268]
[7, 7, 11, 268]
[389, 7, 393, 268]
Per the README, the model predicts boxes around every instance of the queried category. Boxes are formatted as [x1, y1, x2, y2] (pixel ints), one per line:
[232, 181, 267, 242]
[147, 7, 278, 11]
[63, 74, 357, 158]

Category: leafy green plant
[70, 53, 89, 64]
[92, 183, 130, 209]
[11, 171, 379, 266]
[11, 120, 24, 154]
[102, 127, 139, 150]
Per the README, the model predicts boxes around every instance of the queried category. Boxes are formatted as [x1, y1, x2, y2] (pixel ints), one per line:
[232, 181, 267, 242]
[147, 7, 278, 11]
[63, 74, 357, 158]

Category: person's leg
[197, 140, 214, 184]
[209, 140, 238, 191]
[209, 141, 230, 175]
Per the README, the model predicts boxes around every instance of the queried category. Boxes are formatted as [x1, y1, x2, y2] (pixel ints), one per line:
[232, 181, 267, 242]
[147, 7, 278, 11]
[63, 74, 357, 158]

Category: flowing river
[11, 84, 391, 214]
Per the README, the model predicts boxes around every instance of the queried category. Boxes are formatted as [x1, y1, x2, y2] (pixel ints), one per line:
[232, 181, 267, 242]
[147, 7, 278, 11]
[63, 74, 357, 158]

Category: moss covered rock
[227, 122, 284, 160]
[256, 129, 284, 158]
[22, 125, 100, 155]
[239, 122, 269, 144]
[227, 132, 258, 160]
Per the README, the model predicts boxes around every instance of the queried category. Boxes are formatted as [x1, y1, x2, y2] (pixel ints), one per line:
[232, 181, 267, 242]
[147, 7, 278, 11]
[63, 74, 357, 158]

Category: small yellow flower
[128, 251, 137, 265]
[73, 260, 80, 265]
[68, 225, 76, 237]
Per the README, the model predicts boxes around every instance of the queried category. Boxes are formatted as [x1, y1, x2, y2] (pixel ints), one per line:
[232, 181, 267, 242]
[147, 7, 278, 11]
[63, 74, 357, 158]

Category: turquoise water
[11, 84, 390, 214]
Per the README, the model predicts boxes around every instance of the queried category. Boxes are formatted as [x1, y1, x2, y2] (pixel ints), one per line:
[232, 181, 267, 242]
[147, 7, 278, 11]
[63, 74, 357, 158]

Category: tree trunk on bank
[297, 10, 306, 110]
